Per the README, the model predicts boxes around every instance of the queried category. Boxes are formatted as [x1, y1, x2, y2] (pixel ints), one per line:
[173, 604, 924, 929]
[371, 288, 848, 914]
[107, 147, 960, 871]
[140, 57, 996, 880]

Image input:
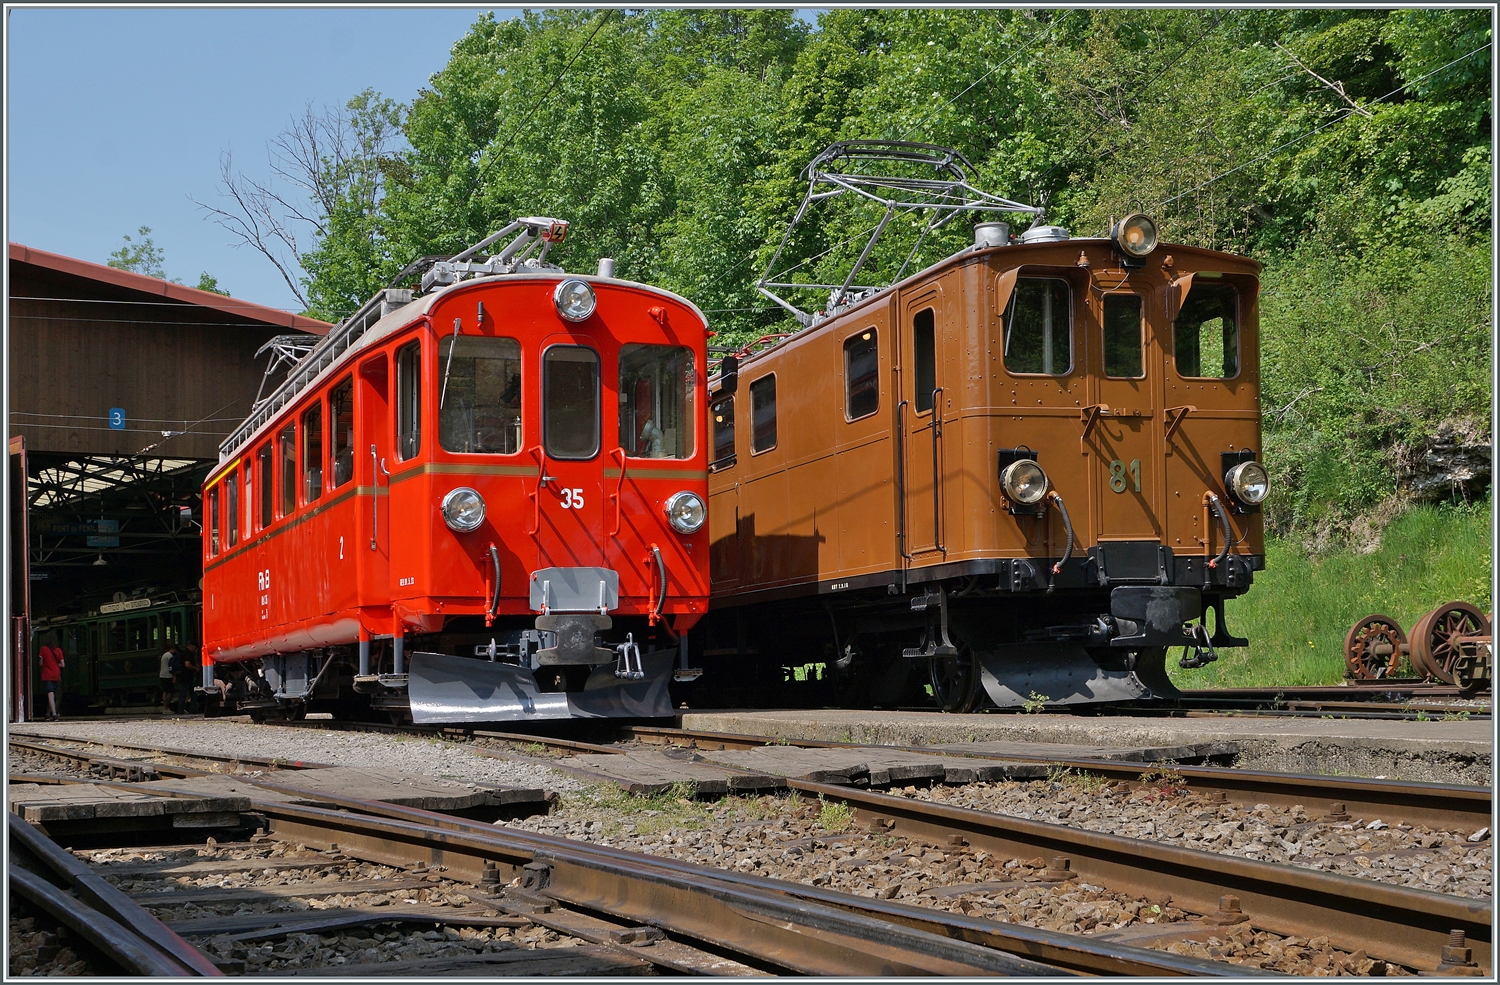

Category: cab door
[534, 340, 606, 572]
[897, 291, 947, 565]
[357, 354, 391, 609]
[1087, 284, 1163, 541]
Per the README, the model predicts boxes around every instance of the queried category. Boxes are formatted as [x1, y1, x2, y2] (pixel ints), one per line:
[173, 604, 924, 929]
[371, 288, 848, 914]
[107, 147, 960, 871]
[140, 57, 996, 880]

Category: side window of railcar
[1002, 278, 1072, 375]
[913, 309, 936, 412]
[439, 337, 522, 454]
[710, 396, 735, 470]
[1102, 294, 1144, 378]
[749, 375, 777, 453]
[208, 486, 220, 556]
[619, 344, 695, 459]
[844, 330, 879, 421]
[330, 377, 354, 487]
[302, 402, 323, 503]
[1174, 278, 1239, 379]
[256, 445, 273, 529]
[278, 424, 296, 517]
[396, 341, 422, 461]
[225, 473, 239, 548]
[543, 346, 601, 460]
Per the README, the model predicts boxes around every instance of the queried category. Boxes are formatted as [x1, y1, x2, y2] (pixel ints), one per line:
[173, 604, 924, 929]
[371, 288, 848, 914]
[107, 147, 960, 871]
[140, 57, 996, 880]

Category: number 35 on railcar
[200, 219, 710, 723]
[694, 142, 1269, 712]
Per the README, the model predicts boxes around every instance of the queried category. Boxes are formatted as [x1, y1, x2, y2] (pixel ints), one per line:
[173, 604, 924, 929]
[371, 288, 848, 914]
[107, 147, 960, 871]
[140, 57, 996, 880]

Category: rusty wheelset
[1344, 601, 1492, 691]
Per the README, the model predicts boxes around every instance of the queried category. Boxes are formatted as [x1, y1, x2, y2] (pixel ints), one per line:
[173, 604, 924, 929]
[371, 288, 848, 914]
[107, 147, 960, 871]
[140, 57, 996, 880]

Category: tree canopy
[232, 8, 1493, 536]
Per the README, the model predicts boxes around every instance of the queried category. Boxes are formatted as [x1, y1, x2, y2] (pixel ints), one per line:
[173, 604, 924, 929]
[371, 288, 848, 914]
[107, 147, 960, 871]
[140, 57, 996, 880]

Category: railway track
[10, 727, 1492, 975]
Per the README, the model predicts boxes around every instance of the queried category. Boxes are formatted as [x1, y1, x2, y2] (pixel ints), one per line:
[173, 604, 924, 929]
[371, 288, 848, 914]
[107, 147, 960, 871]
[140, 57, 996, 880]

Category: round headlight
[1000, 460, 1049, 505]
[1226, 461, 1269, 505]
[1112, 213, 1158, 258]
[554, 278, 597, 322]
[664, 491, 706, 534]
[441, 487, 486, 532]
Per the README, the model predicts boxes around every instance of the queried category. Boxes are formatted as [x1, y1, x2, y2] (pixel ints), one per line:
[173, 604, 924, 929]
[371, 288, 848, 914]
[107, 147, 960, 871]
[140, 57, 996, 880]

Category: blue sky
[6, 7, 515, 311]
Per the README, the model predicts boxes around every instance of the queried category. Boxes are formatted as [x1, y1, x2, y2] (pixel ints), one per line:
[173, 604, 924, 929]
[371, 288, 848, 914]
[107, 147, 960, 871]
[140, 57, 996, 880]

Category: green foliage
[1022, 691, 1049, 714]
[1170, 501, 1492, 688]
[276, 9, 1489, 524]
[107, 227, 168, 280]
[194, 272, 230, 296]
[108, 226, 229, 295]
[816, 794, 854, 833]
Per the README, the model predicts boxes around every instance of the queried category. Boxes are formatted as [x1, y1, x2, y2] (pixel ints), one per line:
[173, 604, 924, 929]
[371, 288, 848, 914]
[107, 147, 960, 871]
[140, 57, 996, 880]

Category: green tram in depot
[34, 597, 200, 714]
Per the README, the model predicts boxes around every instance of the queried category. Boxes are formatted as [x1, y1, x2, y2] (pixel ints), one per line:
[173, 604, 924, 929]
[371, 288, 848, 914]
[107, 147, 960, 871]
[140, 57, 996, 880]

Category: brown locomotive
[692, 142, 1267, 710]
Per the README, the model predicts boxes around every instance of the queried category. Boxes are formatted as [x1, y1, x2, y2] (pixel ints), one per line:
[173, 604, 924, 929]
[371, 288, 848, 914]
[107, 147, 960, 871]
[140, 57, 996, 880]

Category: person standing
[38, 636, 65, 721]
[160, 643, 178, 713]
[176, 644, 200, 716]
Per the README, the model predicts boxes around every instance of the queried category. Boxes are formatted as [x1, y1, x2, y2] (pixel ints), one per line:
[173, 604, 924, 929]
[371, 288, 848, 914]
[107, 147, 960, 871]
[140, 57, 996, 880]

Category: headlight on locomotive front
[554, 278, 597, 322]
[441, 487, 487, 532]
[1112, 213, 1159, 258]
[1225, 461, 1270, 505]
[664, 491, 706, 534]
[1000, 460, 1050, 505]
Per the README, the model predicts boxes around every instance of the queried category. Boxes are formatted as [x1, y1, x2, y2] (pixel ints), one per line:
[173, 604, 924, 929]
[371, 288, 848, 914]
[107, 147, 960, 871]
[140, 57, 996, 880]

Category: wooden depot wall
[8, 250, 329, 461]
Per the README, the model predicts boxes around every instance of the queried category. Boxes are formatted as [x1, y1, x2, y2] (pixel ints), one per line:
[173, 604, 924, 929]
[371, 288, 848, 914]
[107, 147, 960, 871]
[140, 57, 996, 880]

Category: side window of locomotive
[278, 424, 296, 518]
[710, 395, 735, 470]
[208, 486, 220, 556]
[844, 330, 879, 421]
[439, 336, 522, 454]
[1003, 278, 1072, 375]
[913, 309, 936, 412]
[1102, 294, 1144, 378]
[256, 444, 273, 529]
[542, 345, 601, 460]
[1174, 278, 1239, 379]
[329, 377, 354, 487]
[225, 472, 239, 548]
[302, 403, 324, 503]
[396, 341, 422, 461]
[749, 375, 777, 453]
[619, 344, 695, 459]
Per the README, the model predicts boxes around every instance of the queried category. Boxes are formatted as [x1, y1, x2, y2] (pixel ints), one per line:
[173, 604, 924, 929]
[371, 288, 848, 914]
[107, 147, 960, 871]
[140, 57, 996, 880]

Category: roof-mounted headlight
[1000, 460, 1049, 505]
[664, 491, 706, 534]
[1225, 461, 1269, 505]
[1112, 213, 1158, 258]
[554, 278, 597, 322]
[441, 487, 486, 532]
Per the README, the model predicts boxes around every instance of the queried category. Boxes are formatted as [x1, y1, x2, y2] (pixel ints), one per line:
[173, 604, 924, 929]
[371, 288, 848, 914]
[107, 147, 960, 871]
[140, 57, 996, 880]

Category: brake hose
[1048, 491, 1074, 591]
[486, 545, 502, 625]
[1206, 494, 1232, 570]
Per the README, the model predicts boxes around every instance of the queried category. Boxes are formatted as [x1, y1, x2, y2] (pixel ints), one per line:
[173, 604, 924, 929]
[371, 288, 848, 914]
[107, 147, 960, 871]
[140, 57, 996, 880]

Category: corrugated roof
[8, 242, 331, 335]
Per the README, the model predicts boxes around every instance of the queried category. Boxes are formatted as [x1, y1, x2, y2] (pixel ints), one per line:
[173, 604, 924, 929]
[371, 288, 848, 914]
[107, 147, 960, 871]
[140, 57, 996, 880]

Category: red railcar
[200, 219, 709, 722]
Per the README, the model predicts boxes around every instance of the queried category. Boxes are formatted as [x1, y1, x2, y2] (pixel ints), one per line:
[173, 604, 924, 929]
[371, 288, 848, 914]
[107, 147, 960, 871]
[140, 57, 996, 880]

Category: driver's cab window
[1002, 278, 1072, 375]
[1174, 277, 1239, 379]
[619, 344, 695, 459]
[1102, 294, 1144, 378]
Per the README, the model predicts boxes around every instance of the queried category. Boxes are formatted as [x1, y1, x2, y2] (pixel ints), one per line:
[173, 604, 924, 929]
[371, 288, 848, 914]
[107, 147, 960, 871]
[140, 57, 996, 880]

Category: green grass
[1169, 502, 1492, 688]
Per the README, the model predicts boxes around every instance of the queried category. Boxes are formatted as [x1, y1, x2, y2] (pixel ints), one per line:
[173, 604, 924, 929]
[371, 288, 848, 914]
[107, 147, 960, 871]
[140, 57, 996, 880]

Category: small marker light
[1226, 461, 1269, 505]
[1000, 460, 1049, 505]
[441, 487, 487, 532]
[664, 491, 706, 534]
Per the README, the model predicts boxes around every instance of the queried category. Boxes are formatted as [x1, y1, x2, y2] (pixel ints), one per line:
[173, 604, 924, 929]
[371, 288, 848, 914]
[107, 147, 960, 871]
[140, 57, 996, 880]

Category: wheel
[1409, 602, 1490, 684]
[928, 643, 980, 714]
[1343, 615, 1406, 680]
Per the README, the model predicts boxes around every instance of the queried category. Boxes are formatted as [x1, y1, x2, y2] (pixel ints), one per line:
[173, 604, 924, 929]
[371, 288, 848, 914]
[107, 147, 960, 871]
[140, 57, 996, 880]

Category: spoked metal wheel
[1410, 602, 1490, 684]
[928, 644, 981, 714]
[1343, 614, 1406, 680]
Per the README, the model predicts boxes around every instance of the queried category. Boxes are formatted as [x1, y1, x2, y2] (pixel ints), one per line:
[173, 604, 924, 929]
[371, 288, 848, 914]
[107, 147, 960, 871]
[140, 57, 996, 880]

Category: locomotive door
[358, 355, 391, 606]
[533, 340, 606, 573]
[898, 293, 946, 561]
[1088, 288, 1163, 541]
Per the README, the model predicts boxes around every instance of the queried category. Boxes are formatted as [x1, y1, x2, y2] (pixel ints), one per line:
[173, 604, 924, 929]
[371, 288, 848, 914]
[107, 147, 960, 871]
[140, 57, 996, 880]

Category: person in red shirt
[38, 636, 65, 721]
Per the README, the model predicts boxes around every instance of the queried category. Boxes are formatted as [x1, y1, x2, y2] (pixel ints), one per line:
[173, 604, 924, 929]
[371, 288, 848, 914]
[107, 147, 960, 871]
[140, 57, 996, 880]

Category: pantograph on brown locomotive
[691, 142, 1269, 711]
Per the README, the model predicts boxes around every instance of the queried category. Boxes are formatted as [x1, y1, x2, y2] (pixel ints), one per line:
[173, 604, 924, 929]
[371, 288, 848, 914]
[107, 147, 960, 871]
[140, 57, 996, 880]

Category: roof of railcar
[208, 273, 709, 481]
[726, 238, 1260, 372]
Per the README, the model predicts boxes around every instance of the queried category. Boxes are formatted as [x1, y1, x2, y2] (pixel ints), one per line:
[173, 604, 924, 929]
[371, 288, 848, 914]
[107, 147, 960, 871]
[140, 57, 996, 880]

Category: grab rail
[931, 386, 944, 552]
[610, 448, 627, 536]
